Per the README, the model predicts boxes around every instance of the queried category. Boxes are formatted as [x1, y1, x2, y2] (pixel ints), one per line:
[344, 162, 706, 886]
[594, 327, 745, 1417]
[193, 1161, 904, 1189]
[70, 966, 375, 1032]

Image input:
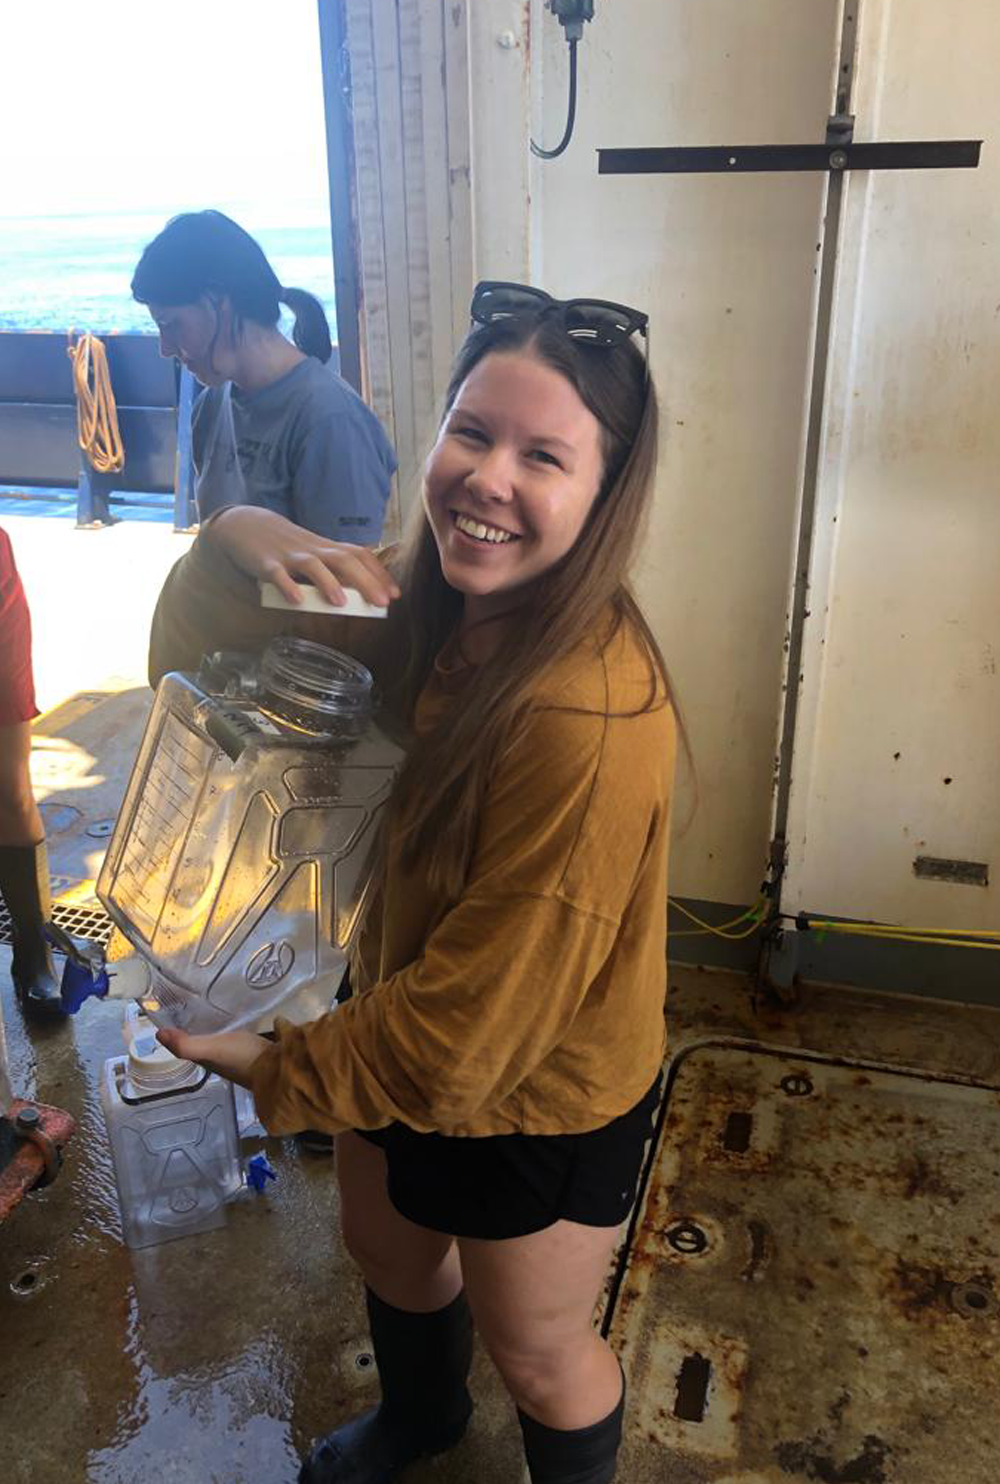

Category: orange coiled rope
[67, 332, 125, 474]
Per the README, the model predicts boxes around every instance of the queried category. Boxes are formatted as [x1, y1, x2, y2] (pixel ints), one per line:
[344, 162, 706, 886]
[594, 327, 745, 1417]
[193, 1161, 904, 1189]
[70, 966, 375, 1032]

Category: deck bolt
[666, 1221, 709, 1256]
[951, 1282, 997, 1319]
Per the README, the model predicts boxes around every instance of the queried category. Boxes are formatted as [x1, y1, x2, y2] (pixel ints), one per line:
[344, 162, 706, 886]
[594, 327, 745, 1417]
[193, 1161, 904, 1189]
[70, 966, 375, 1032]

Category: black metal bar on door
[598, 140, 982, 175]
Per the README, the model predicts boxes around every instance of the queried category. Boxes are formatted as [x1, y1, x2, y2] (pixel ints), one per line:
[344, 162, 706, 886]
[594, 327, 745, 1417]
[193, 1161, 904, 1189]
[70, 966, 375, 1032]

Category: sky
[0, 0, 332, 221]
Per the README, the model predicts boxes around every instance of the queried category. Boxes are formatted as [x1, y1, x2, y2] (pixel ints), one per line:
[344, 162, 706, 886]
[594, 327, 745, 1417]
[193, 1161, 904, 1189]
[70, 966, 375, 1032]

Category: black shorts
[356, 1075, 662, 1241]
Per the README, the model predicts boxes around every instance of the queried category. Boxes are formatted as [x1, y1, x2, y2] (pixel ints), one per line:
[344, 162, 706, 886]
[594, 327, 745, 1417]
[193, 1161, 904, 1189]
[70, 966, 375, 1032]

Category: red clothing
[0, 527, 38, 725]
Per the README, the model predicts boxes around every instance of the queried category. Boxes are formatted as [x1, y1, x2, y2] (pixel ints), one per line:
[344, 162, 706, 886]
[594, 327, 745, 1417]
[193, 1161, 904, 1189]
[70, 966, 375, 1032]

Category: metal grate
[0, 900, 113, 950]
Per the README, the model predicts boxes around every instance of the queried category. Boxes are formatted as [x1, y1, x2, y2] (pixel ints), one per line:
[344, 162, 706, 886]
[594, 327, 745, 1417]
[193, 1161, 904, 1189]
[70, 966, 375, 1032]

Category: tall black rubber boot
[517, 1371, 625, 1484]
[299, 1287, 474, 1484]
[0, 842, 64, 1019]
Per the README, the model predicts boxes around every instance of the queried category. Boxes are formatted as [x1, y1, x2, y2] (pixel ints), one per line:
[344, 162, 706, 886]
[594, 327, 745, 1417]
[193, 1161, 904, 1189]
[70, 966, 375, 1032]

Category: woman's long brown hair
[376, 312, 680, 901]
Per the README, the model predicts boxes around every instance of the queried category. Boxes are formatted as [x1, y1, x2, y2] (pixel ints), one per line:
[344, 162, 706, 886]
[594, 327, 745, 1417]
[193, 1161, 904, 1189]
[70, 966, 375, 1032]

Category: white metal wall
[342, 0, 998, 928]
[780, 0, 1000, 930]
[526, 0, 840, 902]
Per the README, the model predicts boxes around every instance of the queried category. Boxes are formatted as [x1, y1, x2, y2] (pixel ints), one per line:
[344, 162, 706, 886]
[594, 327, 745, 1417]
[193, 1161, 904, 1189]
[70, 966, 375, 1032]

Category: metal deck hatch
[607, 1043, 1000, 1482]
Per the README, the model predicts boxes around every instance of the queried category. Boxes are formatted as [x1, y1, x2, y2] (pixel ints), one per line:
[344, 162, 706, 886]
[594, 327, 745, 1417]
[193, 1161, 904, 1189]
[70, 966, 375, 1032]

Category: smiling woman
[147, 279, 678, 1484]
[423, 351, 606, 622]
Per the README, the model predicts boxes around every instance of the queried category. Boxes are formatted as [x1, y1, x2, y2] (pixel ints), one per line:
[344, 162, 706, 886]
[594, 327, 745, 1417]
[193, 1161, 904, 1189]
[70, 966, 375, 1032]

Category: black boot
[518, 1371, 625, 1484]
[299, 1287, 474, 1484]
[0, 842, 64, 1019]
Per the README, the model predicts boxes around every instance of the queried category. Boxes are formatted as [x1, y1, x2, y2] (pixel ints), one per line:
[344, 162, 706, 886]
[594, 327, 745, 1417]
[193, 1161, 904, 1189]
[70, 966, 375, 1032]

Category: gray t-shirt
[192, 357, 396, 542]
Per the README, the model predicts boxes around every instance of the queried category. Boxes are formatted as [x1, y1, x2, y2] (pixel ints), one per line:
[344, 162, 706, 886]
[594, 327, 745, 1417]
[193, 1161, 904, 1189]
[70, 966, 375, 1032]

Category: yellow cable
[67, 332, 124, 474]
[670, 900, 753, 932]
[669, 897, 768, 940]
[808, 920, 1000, 941]
[807, 919, 1000, 951]
[668, 896, 1000, 951]
[839, 930, 1000, 951]
[670, 918, 765, 941]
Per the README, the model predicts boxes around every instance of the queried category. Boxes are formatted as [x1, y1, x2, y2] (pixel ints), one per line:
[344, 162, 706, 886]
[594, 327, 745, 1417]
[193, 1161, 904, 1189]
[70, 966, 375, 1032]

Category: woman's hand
[205, 506, 401, 609]
[156, 1025, 271, 1089]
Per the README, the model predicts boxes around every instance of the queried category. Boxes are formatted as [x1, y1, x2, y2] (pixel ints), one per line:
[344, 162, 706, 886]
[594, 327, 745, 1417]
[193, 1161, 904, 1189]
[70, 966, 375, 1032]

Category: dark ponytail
[132, 210, 333, 363]
[279, 286, 333, 364]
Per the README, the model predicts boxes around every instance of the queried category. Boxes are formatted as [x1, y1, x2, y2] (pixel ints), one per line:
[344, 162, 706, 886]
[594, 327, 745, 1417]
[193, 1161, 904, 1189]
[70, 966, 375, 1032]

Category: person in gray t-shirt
[131, 210, 396, 542]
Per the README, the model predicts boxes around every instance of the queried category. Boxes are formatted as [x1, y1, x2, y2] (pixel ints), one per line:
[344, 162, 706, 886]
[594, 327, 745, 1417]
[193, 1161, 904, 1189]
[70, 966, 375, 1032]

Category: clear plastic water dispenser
[96, 636, 403, 1034]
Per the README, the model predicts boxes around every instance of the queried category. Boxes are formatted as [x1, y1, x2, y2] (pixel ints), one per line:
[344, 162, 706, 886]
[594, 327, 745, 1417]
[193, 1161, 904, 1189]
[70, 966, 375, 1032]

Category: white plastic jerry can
[99, 1011, 241, 1249]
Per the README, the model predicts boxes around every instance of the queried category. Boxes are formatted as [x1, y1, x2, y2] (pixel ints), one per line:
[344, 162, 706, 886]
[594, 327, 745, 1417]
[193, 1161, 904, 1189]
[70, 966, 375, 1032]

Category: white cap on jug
[124, 1009, 197, 1087]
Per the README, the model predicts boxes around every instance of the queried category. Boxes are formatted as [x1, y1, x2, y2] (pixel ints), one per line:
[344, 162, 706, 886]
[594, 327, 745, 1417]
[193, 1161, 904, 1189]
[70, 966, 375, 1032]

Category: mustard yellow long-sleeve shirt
[149, 535, 676, 1137]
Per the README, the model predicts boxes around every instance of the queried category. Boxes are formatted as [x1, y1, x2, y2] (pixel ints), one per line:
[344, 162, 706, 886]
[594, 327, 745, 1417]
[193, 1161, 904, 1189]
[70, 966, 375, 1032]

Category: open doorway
[0, 1, 339, 345]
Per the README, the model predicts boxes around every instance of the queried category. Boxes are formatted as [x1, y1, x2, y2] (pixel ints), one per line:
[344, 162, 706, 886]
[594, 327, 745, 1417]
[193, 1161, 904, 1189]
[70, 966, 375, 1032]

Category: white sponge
[259, 581, 388, 619]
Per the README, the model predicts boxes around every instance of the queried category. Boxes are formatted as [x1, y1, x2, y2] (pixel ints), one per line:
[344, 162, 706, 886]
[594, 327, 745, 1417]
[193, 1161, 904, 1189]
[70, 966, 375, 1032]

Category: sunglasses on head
[470, 281, 649, 348]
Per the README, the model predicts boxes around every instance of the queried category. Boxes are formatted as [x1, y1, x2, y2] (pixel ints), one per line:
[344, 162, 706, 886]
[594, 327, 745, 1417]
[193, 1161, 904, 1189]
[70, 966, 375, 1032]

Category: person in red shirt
[0, 527, 62, 1016]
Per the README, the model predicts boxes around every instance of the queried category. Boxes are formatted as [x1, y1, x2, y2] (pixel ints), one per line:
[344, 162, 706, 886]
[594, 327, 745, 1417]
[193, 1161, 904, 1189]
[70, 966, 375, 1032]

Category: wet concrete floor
[1, 953, 529, 1483]
[7, 956, 1000, 1483]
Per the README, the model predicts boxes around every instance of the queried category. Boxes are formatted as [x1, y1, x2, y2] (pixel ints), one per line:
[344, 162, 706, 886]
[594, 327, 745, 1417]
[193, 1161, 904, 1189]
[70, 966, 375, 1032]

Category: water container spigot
[46, 922, 111, 1013]
[246, 1153, 277, 1192]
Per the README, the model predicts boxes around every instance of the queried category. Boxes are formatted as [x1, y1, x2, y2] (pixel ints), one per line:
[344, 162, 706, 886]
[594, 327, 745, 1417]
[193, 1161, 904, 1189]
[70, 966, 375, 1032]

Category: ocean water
[0, 211, 337, 336]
